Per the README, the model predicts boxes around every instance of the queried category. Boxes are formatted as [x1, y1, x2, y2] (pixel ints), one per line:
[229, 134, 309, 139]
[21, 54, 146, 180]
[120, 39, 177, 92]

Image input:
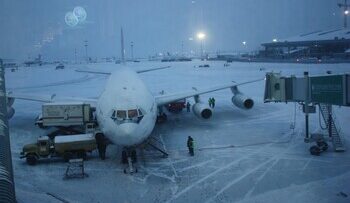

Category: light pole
[74, 48, 77, 64]
[84, 40, 88, 63]
[131, 41, 134, 60]
[197, 32, 206, 59]
[338, 0, 350, 28]
[181, 41, 184, 56]
[242, 41, 247, 55]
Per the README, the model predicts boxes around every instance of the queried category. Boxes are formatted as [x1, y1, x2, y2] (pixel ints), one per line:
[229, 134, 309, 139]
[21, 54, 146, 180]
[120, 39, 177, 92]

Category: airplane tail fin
[120, 27, 125, 64]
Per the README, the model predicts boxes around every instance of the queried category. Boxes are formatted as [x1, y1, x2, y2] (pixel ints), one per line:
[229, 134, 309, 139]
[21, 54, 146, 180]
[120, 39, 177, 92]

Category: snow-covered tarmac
[6, 61, 350, 203]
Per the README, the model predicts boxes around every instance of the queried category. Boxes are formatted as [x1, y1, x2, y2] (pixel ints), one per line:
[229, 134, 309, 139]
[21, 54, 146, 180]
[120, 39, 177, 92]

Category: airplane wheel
[122, 150, 127, 164]
[163, 114, 168, 121]
[131, 150, 137, 163]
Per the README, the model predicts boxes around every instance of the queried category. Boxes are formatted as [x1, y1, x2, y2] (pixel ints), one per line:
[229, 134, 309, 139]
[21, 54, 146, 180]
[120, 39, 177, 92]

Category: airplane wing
[154, 78, 263, 106]
[75, 66, 171, 75]
[7, 92, 98, 106]
[75, 69, 111, 75]
[135, 66, 171, 73]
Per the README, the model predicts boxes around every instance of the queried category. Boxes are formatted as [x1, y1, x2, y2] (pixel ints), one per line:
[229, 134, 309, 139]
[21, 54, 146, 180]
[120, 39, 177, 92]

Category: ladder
[147, 135, 169, 157]
[319, 104, 345, 152]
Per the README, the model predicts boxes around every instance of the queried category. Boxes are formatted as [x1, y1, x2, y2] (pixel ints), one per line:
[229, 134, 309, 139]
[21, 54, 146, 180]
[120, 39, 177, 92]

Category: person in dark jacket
[208, 98, 212, 108]
[187, 136, 194, 156]
[186, 101, 191, 112]
[212, 97, 216, 108]
[96, 134, 107, 160]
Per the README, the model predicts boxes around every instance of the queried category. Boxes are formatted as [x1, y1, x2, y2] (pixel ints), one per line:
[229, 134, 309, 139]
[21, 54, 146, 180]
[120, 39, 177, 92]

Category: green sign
[310, 75, 344, 105]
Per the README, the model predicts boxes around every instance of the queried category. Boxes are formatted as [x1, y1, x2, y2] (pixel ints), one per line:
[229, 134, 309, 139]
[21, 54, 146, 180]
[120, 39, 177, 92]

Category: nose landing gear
[122, 148, 138, 174]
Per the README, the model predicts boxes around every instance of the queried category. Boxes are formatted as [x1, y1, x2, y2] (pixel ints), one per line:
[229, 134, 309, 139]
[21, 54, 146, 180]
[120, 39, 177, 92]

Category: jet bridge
[0, 59, 16, 202]
[264, 72, 350, 106]
[264, 72, 350, 153]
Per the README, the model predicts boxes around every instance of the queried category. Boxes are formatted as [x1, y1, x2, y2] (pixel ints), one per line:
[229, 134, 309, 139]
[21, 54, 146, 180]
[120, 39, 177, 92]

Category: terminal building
[259, 28, 350, 62]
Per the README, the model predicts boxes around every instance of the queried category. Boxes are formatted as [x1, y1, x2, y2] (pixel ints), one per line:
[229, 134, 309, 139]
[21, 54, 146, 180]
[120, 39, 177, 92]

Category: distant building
[260, 28, 350, 61]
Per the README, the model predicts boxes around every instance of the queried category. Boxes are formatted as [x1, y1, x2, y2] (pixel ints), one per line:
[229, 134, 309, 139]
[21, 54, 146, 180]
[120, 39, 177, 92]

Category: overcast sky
[0, 0, 345, 60]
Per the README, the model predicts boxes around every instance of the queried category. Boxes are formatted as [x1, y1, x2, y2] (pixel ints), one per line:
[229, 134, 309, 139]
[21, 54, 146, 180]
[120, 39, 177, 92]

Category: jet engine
[192, 103, 212, 119]
[231, 94, 254, 110]
[6, 97, 15, 119]
[231, 86, 254, 110]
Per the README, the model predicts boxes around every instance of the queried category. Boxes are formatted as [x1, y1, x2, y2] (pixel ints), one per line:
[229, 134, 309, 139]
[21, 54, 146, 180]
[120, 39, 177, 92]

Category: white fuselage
[96, 68, 157, 146]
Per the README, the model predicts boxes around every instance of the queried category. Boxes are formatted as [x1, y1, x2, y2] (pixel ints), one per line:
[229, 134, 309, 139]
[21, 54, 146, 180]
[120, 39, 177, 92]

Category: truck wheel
[26, 154, 37, 165]
[63, 152, 73, 162]
[310, 146, 321, 156]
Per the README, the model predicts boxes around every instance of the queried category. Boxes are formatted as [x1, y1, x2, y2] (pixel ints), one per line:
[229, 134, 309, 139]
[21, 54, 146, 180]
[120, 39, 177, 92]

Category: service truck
[20, 134, 97, 165]
[35, 102, 93, 128]
[166, 98, 186, 113]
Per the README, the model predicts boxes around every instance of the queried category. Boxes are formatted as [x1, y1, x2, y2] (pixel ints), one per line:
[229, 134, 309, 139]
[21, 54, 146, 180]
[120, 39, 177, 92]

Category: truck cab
[37, 136, 51, 156]
[20, 136, 52, 165]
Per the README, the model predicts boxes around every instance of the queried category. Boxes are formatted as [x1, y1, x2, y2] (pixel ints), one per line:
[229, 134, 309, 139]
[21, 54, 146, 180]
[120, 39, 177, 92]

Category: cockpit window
[138, 109, 143, 116]
[116, 110, 127, 119]
[111, 107, 145, 124]
[128, 109, 138, 118]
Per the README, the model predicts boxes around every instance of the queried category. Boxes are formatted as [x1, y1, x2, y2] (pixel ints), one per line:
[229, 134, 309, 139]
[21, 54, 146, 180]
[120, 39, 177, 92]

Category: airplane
[6, 28, 262, 173]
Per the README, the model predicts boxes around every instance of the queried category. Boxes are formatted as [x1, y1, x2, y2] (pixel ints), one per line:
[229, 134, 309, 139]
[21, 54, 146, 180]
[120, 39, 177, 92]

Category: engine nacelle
[192, 103, 212, 119]
[231, 94, 254, 110]
[7, 106, 15, 119]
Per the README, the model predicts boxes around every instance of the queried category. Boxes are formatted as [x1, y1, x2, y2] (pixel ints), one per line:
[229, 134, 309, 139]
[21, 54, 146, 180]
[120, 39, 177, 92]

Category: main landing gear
[122, 148, 138, 174]
[156, 112, 167, 124]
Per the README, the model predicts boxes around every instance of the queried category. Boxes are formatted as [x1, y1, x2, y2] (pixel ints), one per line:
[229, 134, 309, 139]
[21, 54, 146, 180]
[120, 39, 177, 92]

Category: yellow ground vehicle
[20, 134, 97, 165]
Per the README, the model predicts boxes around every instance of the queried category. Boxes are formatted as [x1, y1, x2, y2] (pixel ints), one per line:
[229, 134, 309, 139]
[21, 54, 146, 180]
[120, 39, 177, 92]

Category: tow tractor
[310, 140, 329, 156]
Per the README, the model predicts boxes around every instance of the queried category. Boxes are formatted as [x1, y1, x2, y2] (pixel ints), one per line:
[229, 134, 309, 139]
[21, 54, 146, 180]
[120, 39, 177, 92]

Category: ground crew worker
[96, 134, 107, 160]
[212, 97, 216, 108]
[186, 101, 191, 112]
[98, 142, 106, 160]
[208, 98, 212, 108]
[187, 136, 194, 156]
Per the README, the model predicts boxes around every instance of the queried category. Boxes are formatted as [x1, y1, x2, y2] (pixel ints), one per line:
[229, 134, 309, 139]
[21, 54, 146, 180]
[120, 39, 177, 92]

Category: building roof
[262, 28, 350, 47]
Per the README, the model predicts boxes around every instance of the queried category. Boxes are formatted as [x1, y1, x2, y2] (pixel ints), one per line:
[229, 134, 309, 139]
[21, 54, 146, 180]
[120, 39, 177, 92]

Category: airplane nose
[119, 123, 137, 136]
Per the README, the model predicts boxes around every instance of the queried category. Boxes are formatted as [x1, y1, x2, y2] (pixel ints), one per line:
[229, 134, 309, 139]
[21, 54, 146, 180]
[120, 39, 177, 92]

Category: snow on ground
[6, 60, 350, 203]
